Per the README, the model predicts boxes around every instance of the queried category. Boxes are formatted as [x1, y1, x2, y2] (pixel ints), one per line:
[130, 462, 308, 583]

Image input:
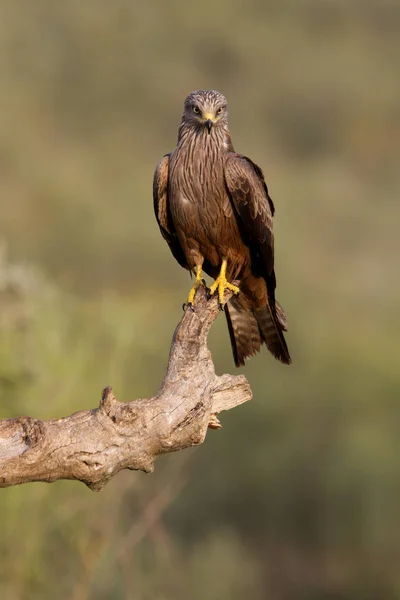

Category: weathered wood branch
[0, 288, 251, 491]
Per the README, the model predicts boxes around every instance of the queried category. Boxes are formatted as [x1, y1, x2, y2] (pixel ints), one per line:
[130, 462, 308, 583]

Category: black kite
[153, 90, 291, 366]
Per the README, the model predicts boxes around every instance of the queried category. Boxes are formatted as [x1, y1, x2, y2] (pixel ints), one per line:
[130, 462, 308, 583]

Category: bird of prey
[153, 89, 291, 366]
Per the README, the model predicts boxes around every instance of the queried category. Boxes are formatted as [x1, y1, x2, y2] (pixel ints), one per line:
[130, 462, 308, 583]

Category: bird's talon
[208, 260, 240, 305]
[182, 302, 194, 312]
[185, 268, 205, 309]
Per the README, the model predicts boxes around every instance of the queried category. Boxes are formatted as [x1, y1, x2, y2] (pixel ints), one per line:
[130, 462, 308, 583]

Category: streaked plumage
[153, 90, 291, 366]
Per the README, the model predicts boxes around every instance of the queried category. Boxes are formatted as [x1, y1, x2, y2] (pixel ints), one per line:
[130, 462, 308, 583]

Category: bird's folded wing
[153, 154, 188, 269]
[224, 153, 275, 278]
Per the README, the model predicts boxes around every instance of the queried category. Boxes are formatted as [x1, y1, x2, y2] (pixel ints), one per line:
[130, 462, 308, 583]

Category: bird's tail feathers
[224, 295, 291, 366]
[254, 301, 291, 365]
[224, 296, 262, 367]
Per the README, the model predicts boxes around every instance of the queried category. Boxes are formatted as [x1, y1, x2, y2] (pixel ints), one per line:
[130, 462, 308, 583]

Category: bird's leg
[184, 265, 206, 310]
[208, 259, 240, 308]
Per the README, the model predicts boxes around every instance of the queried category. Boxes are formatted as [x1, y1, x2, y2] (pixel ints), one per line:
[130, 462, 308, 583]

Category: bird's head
[182, 89, 228, 134]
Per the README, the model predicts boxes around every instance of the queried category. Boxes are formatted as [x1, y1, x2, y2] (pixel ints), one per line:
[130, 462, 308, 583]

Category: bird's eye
[193, 106, 200, 114]
[216, 107, 223, 115]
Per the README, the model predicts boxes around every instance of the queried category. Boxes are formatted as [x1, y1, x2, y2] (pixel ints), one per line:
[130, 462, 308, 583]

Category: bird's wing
[153, 154, 188, 269]
[224, 153, 291, 364]
[224, 153, 275, 280]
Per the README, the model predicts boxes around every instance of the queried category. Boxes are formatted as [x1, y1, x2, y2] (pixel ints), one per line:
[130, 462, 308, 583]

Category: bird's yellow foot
[208, 260, 240, 309]
[183, 267, 206, 311]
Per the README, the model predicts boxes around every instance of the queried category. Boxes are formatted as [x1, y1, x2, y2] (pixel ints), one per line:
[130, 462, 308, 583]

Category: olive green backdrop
[0, 1, 399, 598]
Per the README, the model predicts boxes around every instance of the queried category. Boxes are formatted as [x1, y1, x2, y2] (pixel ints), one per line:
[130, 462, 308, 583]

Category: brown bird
[153, 89, 291, 366]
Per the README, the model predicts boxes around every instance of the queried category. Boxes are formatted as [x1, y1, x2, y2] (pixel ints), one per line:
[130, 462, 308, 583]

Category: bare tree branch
[0, 288, 252, 490]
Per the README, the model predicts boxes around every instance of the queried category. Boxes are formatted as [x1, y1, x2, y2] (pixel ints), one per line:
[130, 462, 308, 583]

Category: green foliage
[0, 0, 399, 598]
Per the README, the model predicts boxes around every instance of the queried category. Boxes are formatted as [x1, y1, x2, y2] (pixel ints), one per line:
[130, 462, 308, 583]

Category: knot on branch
[0, 416, 45, 461]
[99, 385, 119, 416]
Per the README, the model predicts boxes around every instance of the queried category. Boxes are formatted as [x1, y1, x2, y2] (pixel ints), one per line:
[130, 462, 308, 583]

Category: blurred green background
[0, 0, 399, 598]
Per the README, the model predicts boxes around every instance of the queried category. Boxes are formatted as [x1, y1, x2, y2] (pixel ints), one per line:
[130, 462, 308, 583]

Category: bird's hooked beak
[203, 112, 214, 134]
